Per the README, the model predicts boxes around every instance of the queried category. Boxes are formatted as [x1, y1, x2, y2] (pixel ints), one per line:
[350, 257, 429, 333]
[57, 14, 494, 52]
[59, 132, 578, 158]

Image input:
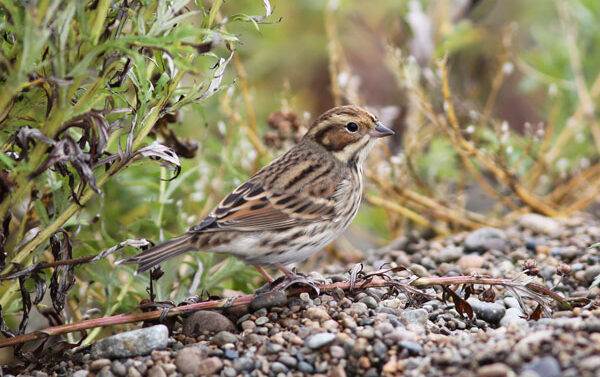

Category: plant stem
[0, 274, 570, 348]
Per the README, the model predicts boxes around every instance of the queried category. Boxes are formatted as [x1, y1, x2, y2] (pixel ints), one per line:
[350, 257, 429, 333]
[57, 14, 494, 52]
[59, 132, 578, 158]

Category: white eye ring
[345, 122, 359, 133]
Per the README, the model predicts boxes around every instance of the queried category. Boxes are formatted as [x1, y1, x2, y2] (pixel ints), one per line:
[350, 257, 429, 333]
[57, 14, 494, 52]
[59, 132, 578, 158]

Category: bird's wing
[192, 155, 344, 232]
[195, 179, 338, 232]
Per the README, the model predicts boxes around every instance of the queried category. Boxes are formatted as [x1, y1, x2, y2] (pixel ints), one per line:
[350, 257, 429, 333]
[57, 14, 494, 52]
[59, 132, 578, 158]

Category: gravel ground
[6, 213, 600, 377]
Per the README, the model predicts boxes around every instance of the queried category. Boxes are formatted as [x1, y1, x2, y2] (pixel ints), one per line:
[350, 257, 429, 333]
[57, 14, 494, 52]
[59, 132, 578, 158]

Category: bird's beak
[370, 121, 395, 138]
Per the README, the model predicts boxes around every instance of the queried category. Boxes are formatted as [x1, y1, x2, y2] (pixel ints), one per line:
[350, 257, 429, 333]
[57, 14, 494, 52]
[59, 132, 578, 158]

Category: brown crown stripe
[313, 106, 371, 125]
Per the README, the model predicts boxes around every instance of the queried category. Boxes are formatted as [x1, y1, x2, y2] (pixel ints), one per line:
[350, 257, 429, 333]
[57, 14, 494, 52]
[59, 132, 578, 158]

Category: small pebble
[467, 298, 506, 324]
[476, 363, 511, 377]
[299, 292, 311, 302]
[211, 331, 237, 346]
[522, 356, 561, 377]
[233, 357, 255, 372]
[249, 291, 287, 311]
[90, 359, 111, 372]
[306, 332, 336, 349]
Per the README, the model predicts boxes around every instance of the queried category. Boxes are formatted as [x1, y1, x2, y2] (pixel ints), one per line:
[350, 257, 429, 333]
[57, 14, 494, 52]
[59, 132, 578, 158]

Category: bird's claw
[272, 273, 322, 295]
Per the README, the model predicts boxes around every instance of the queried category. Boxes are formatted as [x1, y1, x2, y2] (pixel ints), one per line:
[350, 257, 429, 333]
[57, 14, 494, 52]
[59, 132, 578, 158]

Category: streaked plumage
[119, 106, 394, 279]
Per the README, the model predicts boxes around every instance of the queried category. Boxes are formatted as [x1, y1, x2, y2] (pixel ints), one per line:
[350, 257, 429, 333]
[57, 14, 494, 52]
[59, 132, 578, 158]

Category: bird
[118, 105, 394, 288]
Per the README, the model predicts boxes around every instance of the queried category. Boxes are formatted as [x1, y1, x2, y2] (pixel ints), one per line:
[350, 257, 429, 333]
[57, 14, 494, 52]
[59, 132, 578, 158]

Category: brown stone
[182, 311, 235, 337]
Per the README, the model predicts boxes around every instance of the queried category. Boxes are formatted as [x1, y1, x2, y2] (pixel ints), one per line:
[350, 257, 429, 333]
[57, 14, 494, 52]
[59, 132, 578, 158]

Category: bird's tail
[117, 233, 196, 274]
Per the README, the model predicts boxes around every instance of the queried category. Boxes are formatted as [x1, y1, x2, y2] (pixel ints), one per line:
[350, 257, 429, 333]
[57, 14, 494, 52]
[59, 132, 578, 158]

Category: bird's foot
[254, 264, 324, 295]
[270, 264, 323, 295]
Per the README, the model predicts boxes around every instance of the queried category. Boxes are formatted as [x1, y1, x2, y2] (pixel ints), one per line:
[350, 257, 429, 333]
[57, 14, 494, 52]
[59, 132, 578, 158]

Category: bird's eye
[345, 122, 359, 133]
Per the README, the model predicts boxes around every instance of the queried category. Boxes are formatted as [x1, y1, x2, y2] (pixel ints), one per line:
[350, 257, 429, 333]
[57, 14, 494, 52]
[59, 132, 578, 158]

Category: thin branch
[0, 274, 571, 349]
[437, 59, 560, 216]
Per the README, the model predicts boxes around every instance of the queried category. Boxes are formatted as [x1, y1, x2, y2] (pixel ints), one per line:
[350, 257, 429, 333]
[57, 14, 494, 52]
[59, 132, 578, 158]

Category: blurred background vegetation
[1, 0, 600, 349]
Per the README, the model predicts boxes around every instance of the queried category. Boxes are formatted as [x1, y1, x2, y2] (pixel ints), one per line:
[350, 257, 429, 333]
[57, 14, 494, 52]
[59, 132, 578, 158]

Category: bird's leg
[275, 263, 300, 280]
[254, 265, 274, 284]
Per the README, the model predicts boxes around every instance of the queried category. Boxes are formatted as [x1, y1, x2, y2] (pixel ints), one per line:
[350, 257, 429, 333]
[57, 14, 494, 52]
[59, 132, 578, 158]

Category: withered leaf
[94, 238, 153, 262]
[0, 304, 16, 338]
[49, 230, 75, 313]
[0, 213, 10, 270]
[13, 127, 55, 161]
[18, 275, 32, 335]
[197, 51, 234, 100]
[28, 135, 102, 196]
[348, 263, 364, 292]
[480, 286, 496, 302]
[133, 141, 182, 180]
[443, 286, 474, 319]
[463, 284, 474, 300]
[529, 304, 543, 321]
[31, 270, 47, 305]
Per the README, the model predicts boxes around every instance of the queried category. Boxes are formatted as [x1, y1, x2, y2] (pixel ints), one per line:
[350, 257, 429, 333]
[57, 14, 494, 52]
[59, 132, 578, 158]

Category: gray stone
[399, 341, 423, 355]
[329, 345, 346, 358]
[400, 309, 428, 326]
[515, 331, 553, 358]
[467, 298, 506, 324]
[110, 361, 127, 377]
[146, 366, 166, 377]
[270, 362, 288, 373]
[182, 311, 235, 336]
[298, 361, 315, 373]
[211, 330, 237, 346]
[91, 325, 168, 359]
[434, 246, 463, 263]
[500, 308, 529, 328]
[464, 227, 508, 252]
[255, 316, 269, 325]
[359, 296, 378, 309]
[579, 356, 600, 371]
[233, 357, 255, 372]
[306, 332, 336, 349]
[348, 302, 369, 316]
[266, 342, 284, 354]
[583, 317, 600, 332]
[583, 265, 600, 285]
[97, 369, 114, 377]
[372, 339, 388, 360]
[73, 370, 89, 377]
[522, 356, 561, 377]
[518, 214, 560, 235]
[278, 355, 297, 368]
[409, 264, 430, 277]
[249, 291, 287, 311]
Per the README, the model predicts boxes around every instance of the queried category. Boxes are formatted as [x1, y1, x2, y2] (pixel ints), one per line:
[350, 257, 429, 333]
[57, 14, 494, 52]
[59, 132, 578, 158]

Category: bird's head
[304, 105, 395, 165]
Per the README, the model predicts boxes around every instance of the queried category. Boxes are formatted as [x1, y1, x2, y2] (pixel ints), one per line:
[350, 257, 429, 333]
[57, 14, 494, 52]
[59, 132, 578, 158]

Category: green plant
[0, 0, 274, 345]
